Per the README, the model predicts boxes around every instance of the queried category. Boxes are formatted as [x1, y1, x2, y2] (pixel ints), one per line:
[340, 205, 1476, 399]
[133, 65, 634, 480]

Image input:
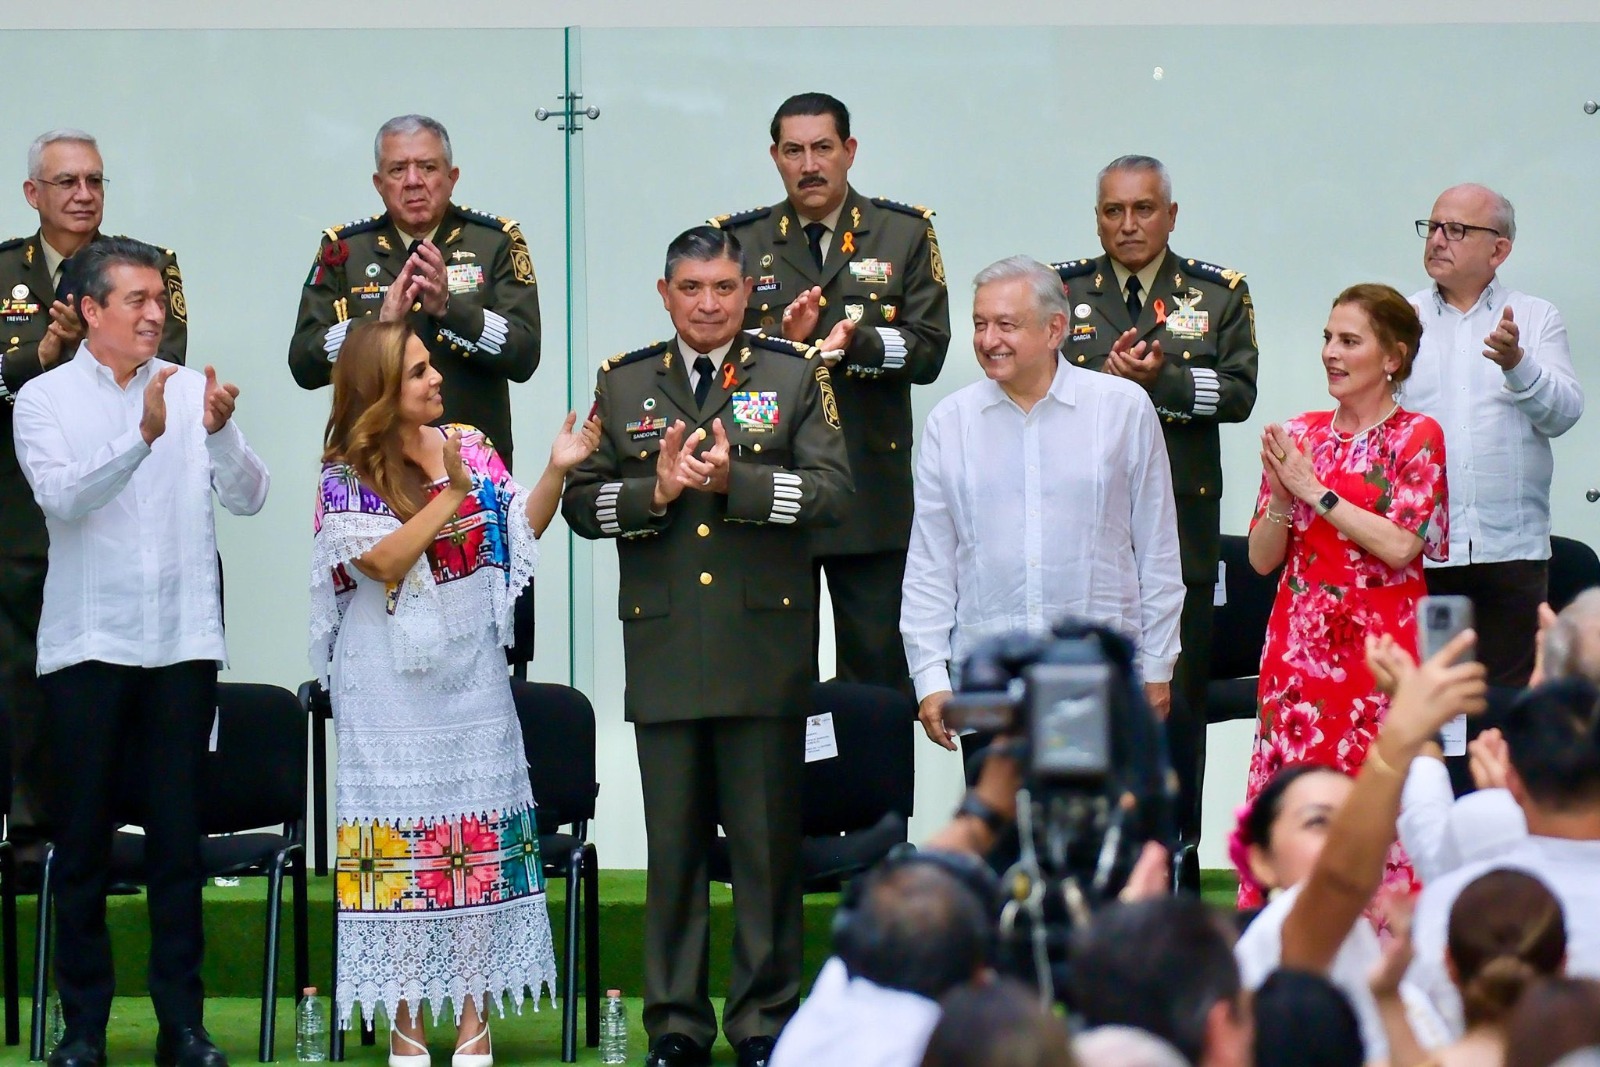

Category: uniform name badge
[847, 258, 892, 285]
[1165, 294, 1209, 340]
[446, 262, 485, 294]
[731, 389, 780, 432]
[626, 415, 666, 441]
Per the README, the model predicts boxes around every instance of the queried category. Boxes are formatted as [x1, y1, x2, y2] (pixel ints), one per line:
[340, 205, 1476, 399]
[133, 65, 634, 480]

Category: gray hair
[27, 128, 98, 180]
[76, 236, 165, 313]
[972, 255, 1072, 325]
[1544, 588, 1600, 685]
[374, 114, 453, 169]
[1074, 1026, 1190, 1067]
[1099, 154, 1173, 203]
[1485, 187, 1517, 241]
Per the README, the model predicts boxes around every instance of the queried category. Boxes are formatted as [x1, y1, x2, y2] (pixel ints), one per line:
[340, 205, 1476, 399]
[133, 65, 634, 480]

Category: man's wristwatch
[954, 790, 1008, 836]
[1313, 489, 1340, 516]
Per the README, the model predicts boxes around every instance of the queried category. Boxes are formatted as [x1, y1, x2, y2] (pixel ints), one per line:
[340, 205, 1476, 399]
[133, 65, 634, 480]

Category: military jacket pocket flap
[743, 580, 807, 612]
[620, 582, 670, 621]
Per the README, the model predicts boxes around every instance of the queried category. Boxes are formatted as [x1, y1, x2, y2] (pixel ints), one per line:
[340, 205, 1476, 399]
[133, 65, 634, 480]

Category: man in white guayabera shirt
[901, 254, 1183, 755]
[1404, 183, 1584, 686]
[12, 236, 268, 1067]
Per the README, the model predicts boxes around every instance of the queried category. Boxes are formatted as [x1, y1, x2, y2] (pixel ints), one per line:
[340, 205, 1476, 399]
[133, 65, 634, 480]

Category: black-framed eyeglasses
[34, 175, 108, 193]
[1415, 219, 1500, 242]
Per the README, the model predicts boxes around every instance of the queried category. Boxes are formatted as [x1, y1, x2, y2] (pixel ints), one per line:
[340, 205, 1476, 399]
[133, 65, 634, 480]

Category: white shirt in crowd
[901, 355, 1183, 699]
[11, 347, 270, 674]
[1403, 279, 1583, 565]
[1234, 883, 1450, 1062]
[769, 957, 942, 1067]
[1409, 834, 1600, 1037]
[1397, 756, 1526, 884]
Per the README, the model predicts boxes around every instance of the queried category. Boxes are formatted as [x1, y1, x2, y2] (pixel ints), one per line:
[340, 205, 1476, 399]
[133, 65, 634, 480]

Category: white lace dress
[308, 428, 557, 1028]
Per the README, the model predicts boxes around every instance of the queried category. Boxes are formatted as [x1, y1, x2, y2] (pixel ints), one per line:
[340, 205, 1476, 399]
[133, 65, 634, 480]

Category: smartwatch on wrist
[954, 790, 1008, 836]
[1314, 490, 1340, 516]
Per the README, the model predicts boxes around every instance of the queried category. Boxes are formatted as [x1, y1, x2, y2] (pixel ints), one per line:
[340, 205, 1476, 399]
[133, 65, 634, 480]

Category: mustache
[798, 176, 827, 187]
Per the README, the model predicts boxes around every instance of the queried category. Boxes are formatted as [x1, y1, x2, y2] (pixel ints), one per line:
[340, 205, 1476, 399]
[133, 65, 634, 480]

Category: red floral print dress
[1240, 408, 1447, 909]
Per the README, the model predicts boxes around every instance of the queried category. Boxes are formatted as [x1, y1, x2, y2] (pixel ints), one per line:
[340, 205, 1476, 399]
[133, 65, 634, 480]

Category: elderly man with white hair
[901, 254, 1183, 756]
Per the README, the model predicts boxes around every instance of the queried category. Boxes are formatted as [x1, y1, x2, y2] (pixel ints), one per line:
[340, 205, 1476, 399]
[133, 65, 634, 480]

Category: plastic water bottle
[599, 988, 629, 1064]
[296, 986, 329, 1062]
[46, 994, 65, 1053]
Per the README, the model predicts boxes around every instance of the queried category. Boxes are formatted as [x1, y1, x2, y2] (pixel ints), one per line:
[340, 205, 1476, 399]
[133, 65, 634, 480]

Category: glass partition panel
[573, 23, 1600, 868]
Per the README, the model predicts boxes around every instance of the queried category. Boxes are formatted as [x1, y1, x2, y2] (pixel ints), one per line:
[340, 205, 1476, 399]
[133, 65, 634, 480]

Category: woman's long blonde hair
[322, 320, 430, 520]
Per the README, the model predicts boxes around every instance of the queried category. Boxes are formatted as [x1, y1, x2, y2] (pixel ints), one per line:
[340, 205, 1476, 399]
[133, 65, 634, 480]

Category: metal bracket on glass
[535, 93, 602, 133]
[1586, 100, 1599, 115]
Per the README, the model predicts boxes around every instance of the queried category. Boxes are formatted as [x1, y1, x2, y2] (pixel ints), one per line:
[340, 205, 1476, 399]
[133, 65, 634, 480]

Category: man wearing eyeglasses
[1404, 183, 1584, 686]
[1, 128, 186, 862]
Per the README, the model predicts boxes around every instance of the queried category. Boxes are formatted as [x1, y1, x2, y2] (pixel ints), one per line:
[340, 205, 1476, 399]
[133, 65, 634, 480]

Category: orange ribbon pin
[839, 231, 856, 255]
[1153, 298, 1167, 325]
[721, 362, 737, 390]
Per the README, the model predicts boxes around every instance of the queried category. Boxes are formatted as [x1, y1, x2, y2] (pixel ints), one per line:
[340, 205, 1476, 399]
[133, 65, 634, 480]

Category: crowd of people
[0, 84, 1591, 1067]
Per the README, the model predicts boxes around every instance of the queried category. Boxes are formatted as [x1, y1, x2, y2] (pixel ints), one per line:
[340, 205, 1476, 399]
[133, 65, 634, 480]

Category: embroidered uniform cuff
[324, 320, 351, 361]
[876, 327, 906, 371]
[595, 481, 623, 535]
[1191, 367, 1220, 416]
[768, 472, 802, 524]
[0, 352, 11, 403]
[1502, 356, 1543, 394]
[479, 310, 509, 356]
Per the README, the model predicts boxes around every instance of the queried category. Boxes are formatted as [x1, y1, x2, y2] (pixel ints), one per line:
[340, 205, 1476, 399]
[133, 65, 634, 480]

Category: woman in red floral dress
[1241, 284, 1447, 908]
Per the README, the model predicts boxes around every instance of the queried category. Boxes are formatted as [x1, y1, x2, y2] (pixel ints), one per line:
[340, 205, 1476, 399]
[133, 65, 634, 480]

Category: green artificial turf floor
[0, 870, 1240, 1065]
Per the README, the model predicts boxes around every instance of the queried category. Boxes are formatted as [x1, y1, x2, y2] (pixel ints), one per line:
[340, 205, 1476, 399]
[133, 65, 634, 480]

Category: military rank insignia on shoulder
[870, 197, 935, 220]
[455, 204, 517, 232]
[604, 340, 671, 372]
[325, 215, 385, 242]
[0, 235, 26, 254]
[1051, 259, 1097, 283]
[748, 332, 815, 359]
[708, 206, 773, 230]
[1185, 259, 1247, 290]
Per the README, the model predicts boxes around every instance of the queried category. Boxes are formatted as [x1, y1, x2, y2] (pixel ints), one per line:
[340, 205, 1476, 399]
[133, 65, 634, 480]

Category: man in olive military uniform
[711, 92, 949, 694]
[1, 129, 186, 848]
[287, 113, 540, 468]
[1051, 155, 1258, 882]
[563, 227, 850, 1067]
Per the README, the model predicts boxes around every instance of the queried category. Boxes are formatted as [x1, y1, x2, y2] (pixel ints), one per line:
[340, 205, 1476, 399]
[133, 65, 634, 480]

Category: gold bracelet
[1262, 506, 1291, 526]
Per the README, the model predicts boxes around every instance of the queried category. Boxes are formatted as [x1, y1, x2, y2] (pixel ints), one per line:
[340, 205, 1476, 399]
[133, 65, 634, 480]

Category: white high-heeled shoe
[452, 1019, 492, 1067]
[388, 1027, 430, 1067]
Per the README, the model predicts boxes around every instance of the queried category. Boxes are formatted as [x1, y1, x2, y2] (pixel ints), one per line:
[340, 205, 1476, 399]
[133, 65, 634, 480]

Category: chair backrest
[511, 680, 599, 834]
[1209, 533, 1281, 681]
[1550, 535, 1600, 615]
[199, 681, 308, 835]
[803, 681, 916, 837]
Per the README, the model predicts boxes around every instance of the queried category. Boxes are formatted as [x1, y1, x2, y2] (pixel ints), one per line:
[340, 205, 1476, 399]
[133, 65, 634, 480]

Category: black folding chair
[709, 681, 916, 892]
[30, 682, 309, 1062]
[1207, 533, 1282, 725]
[512, 681, 601, 1064]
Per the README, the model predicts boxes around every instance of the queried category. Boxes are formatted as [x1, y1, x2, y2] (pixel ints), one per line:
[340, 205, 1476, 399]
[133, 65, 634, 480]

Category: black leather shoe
[735, 1036, 777, 1067]
[47, 1037, 107, 1067]
[154, 1026, 228, 1067]
[645, 1032, 712, 1067]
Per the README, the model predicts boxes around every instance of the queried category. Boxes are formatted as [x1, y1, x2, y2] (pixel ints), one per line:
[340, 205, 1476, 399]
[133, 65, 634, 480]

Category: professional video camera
[942, 617, 1177, 998]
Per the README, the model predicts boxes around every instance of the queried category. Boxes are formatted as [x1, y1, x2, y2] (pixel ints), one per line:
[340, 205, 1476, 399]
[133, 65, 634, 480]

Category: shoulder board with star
[870, 197, 935, 220]
[322, 215, 386, 243]
[708, 206, 773, 230]
[0, 235, 27, 254]
[1183, 258, 1247, 290]
[748, 332, 817, 359]
[455, 204, 521, 234]
[104, 234, 177, 259]
[1050, 258, 1098, 283]
[603, 340, 672, 372]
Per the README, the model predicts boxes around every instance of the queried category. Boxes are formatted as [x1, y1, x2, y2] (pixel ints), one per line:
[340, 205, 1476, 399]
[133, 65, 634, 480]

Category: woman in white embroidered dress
[309, 320, 598, 1067]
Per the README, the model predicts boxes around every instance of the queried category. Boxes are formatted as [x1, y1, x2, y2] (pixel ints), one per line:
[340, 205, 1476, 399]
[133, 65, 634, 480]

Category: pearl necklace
[1329, 401, 1399, 443]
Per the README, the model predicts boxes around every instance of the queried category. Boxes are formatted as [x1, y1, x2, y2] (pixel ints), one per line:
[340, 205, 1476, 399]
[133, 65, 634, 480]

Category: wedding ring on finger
[702, 475, 711, 486]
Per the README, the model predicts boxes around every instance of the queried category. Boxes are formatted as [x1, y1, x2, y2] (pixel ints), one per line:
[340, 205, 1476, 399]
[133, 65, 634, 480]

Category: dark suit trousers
[1424, 560, 1547, 687]
[1168, 583, 1214, 844]
[0, 559, 49, 837]
[635, 717, 804, 1048]
[814, 550, 911, 694]
[40, 659, 215, 1040]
